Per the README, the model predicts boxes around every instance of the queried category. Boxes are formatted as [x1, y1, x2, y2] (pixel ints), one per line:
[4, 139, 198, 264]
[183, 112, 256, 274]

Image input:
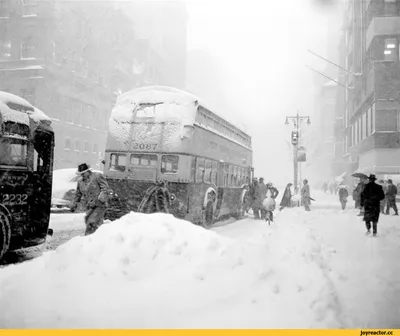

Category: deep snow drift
[0, 209, 342, 328]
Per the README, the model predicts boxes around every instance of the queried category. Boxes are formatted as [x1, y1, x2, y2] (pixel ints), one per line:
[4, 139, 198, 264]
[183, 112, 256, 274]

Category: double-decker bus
[104, 86, 253, 228]
[0, 91, 54, 260]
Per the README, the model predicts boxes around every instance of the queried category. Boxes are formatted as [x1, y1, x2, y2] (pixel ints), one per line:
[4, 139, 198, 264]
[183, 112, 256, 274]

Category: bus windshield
[0, 137, 28, 167]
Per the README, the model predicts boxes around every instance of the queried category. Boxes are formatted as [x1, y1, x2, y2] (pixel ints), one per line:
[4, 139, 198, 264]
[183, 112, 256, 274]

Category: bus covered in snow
[0, 91, 54, 260]
[104, 86, 253, 227]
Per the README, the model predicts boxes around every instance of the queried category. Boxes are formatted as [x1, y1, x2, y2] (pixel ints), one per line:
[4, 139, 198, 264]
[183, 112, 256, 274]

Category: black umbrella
[352, 172, 368, 179]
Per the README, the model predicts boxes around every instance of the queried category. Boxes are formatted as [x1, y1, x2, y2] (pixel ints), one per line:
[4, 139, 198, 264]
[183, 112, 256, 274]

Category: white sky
[185, 0, 339, 186]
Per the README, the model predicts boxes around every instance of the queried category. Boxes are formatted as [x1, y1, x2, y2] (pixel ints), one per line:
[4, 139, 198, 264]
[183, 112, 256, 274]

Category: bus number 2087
[132, 143, 157, 150]
[1, 194, 28, 206]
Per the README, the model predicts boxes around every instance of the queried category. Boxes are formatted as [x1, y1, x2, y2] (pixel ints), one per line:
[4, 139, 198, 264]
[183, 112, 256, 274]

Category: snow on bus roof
[0, 91, 52, 124]
[115, 86, 248, 135]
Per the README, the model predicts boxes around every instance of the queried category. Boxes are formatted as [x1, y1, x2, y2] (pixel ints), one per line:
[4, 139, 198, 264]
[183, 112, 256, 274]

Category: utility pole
[285, 111, 311, 193]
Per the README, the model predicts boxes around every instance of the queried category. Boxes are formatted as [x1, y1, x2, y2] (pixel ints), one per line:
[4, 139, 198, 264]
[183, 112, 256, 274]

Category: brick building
[338, 0, 400, 178]
[0, 0, 147, 169]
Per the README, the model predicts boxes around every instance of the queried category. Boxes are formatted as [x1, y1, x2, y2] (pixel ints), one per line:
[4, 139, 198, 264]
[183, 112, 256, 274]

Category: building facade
[339, 0, 400, 178]
[0, 0, 147, 170]
[125, 0, 188, 89]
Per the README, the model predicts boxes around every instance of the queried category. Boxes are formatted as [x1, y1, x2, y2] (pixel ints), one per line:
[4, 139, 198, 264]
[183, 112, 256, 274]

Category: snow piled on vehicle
[0, 209, 345, 328]
[108, 87, 198, 151]
[0, 91, 52, 124]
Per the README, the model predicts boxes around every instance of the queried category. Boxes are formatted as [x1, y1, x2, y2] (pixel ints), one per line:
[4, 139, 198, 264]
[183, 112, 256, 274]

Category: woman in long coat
[279, 183, 293, 211]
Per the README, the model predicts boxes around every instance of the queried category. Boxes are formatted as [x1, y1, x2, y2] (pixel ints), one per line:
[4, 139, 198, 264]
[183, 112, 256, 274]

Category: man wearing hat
[360, 174, 385, 236]
[70, 163, 110, 236]
[385, 179, 398, 216]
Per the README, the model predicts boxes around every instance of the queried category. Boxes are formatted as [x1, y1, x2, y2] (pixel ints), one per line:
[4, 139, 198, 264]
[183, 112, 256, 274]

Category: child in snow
[338, 184, 349, 210]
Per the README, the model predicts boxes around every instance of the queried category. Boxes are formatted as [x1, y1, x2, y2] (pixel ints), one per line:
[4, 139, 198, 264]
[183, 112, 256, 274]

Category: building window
[64, 138, 71, 150]
[371, 104, 376, 133]
[53, 41, 63, 64]
[204, 159, 212, 183]
[362, 112, 367, 140]
[366, 107, 371, 137]
[384, 38, 398, 61]
[74, 101, 82, 125]
[74, 139, 80, 152]
[21, 37, 35, 59]
[375, 110, 398, 132]
[22, 0, 37, 16]
[93, 143, 98, 154]
[84, 141, 89, 153]
[0, 40, 11, 60]
[0, 0, 9, 17]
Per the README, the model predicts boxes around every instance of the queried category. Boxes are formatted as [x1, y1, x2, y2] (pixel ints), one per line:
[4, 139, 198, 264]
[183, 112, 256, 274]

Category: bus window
[196, 157, 205, 182]
[130, 154, 157, 166]
[224, 163, 229, 186]
[0, 137, 28, 167]
[110, 153, 127, 172]
[161, 155, 179, 174]
[211, 161, 218, 185]
[204, 159, 212, 183]
[33, 131, 53, 174]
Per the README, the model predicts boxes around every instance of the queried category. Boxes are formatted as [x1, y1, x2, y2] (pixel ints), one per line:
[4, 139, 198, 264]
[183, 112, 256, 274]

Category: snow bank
[0, 209, 345, 328]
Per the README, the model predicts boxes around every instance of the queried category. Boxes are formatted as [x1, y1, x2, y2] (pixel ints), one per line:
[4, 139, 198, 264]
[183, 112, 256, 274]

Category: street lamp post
[285, 111, 311, 193]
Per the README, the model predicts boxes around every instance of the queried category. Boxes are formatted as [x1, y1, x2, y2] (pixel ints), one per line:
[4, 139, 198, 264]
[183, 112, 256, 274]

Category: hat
[368, 174, 377, 181]
[388, 179, 393, 183]
[76, 163, 93, 175]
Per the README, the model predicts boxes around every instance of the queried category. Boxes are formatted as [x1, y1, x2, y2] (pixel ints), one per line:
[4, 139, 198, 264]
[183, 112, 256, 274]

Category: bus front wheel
[0, 207, 11, 260]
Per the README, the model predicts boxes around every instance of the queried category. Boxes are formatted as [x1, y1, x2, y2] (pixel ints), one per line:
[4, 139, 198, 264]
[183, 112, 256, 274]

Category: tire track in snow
[302, 218, 350, 328]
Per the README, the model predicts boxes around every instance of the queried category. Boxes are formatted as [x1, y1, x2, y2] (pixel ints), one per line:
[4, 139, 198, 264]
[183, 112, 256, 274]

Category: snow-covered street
[0, 191, 399, 329]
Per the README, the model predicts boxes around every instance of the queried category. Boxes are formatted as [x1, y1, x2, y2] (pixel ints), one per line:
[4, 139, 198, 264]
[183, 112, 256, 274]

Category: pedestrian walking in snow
[254, 177, 268, 219]
[70, 163, 110, 236]
[385, 179, 399, 216]
[338, 184, 349, 210]
[279, 183, 293, 211]
[266, 182, 279, 199]
[322, 181, 328, 194]
[250, 178, 259, 218]
[378, 180, 388, 214]
[353, 176, 367, 216]
[360, 174, 385, 236]
[301, 179, 311, 211]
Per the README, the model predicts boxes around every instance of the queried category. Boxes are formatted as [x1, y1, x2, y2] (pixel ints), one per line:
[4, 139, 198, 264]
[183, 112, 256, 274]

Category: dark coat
[253, 182, 267, 208]
[280, 186, 292, 207]
[360, 181, 385, 223]
[386, 184, 398, 207]
[74, 172, 110, 210]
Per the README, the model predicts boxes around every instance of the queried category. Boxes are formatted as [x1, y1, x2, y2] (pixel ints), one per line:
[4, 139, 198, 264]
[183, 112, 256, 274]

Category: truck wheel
[0, 208, 11, 260]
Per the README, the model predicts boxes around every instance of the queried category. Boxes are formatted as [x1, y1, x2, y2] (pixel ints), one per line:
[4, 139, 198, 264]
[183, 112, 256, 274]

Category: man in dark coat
[385, 179, 398, 216]
[254, 177, 268, 219]
[70, 163, 110, 236]
[279, 183, 293, 211]
[360, 174, 385, 236]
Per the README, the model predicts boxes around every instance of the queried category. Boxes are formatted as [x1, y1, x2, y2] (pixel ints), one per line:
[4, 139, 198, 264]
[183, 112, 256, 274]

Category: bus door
[31, 129, 54, 237]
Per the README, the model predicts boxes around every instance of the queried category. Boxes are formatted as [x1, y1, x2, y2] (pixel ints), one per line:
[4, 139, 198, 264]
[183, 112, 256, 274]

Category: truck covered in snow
[104, 86, 253, 228]
[0, 91, 54, 260]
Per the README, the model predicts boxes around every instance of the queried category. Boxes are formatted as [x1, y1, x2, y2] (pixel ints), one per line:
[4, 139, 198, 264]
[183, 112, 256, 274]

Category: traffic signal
[291, 130, 299, 145]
